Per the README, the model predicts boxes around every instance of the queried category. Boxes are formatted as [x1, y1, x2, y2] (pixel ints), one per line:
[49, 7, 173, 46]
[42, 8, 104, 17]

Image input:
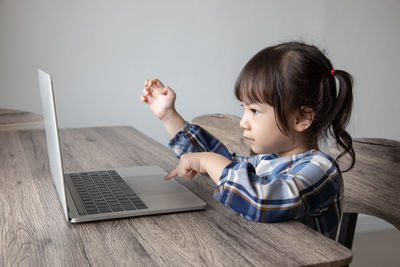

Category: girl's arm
[169, 123, 232, 160]
[140, 79, 256, 162]
[164, 152, 232, 182]
[169, 122, 262, 165]
[140, 79, 260, 163]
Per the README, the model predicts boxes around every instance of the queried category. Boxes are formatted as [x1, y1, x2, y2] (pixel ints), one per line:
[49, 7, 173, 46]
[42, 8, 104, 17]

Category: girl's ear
[292, 106, 314, 132]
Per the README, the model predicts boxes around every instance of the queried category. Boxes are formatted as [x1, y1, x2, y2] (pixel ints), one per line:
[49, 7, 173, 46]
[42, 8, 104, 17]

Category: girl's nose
[240, 115, 250, 130]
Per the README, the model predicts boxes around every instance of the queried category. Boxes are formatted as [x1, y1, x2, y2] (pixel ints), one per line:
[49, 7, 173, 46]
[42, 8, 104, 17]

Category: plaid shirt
[169, 122, 343, 240]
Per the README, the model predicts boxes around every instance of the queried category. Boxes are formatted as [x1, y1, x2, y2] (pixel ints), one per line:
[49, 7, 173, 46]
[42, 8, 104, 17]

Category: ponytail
[328, 70, 355, 172]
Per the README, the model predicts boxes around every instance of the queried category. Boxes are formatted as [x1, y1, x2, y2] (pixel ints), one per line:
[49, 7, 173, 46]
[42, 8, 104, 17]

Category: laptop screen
[38, 69, 69, 220]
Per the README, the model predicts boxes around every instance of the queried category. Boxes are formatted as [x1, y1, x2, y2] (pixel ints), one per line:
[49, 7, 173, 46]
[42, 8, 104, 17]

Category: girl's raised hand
[141, 78, 176, 121]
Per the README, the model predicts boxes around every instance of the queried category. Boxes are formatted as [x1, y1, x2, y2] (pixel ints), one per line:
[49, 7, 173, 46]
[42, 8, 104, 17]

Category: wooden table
[0, 108, 44, 131]
[0, 125, 352, 266]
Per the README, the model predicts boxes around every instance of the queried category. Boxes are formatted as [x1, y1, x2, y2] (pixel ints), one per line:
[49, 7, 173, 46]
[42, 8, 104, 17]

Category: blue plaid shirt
[169, 122, 344, 240]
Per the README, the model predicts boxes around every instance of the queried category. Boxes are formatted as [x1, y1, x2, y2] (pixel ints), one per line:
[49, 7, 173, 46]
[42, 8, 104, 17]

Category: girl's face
[240, 102, 295, 156]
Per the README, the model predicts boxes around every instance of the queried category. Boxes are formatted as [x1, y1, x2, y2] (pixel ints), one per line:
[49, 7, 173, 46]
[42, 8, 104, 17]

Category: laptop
[37, 69, 206, 223]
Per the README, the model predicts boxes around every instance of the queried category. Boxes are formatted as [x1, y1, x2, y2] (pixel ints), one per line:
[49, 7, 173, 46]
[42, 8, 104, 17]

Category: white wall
[324, 0, 400, 140]
[3, 0, 398, 146]
[1, 0, 399, 231]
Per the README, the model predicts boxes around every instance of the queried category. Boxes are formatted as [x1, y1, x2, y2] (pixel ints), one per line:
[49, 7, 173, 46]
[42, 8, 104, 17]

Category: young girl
[140, 41, 355, 240]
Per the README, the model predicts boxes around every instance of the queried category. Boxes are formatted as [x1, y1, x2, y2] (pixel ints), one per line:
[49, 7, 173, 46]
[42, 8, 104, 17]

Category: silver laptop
[37, 69, 206, 223]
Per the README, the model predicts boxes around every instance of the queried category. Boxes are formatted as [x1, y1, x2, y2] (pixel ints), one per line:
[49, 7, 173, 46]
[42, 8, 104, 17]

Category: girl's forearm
[161, 109, 186, 138]
[200, 152, 232, 184]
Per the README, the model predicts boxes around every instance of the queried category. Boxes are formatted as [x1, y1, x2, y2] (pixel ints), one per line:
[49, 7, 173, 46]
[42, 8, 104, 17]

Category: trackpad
[116, 166, 206, 211]
[125, 174, 188, 195]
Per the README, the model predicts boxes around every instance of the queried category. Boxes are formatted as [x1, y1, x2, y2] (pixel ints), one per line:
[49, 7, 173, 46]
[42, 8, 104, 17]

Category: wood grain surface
[330, 138, 400, 230]
[0, 109, 44, 131]
[192, 113, 251, 156]
[0, 126, 352, 266]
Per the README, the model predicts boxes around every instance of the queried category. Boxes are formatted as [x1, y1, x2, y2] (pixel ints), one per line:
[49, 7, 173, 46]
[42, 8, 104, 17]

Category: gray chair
[330, 138, 400, 249]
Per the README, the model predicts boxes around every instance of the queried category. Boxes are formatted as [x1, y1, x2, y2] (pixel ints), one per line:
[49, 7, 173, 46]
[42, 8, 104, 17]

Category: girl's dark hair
[235, 41, 355, 171]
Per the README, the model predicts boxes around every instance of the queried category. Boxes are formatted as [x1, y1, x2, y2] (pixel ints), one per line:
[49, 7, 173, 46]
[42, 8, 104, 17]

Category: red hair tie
[331, 69, 335, 76]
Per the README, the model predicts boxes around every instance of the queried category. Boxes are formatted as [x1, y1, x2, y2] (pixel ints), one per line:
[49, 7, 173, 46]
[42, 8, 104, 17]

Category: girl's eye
[250, 109, 259, 115]
[240, 103, 259, 115]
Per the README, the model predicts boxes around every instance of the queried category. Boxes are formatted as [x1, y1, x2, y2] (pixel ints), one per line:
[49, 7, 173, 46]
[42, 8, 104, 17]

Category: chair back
[331, 138, 400, 230]
[192, 113, 251, 156]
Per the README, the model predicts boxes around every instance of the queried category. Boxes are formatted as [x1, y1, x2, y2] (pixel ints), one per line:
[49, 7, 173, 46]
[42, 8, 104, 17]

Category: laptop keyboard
[65, 170, 147, 215]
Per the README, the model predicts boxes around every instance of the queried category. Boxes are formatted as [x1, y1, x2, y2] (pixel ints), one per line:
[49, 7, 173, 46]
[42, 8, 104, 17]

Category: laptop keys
[109, 204, 124, 212]
[67, 170, 148, 215]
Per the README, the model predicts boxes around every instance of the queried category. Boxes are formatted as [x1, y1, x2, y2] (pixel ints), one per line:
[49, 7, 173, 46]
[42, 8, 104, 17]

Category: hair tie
[330, 69, 335, 76]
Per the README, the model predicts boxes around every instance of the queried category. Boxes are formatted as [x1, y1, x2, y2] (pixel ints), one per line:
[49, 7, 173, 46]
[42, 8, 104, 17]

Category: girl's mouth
[244, 136, 255, 142]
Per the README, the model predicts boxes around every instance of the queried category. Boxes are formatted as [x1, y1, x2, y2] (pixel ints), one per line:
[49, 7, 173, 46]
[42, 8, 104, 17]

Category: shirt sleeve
[168, 122, 234, 159]
[168, 122, 264, 164]
[213, 154, 342, 223]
